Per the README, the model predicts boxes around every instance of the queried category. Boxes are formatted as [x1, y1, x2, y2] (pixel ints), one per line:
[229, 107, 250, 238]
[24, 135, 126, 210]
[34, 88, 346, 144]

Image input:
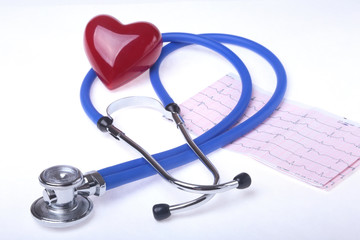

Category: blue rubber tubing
[81, 33, 253, 190]
[82, 33, 253, 188]
[80, 69, 103, 124]
[81, 33, 287, 190]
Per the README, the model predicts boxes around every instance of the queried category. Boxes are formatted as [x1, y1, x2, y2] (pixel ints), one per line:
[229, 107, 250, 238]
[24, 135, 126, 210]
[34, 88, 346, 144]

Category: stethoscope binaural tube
[79, 32, 286, 219]
[81, 33, 254, 185]
[91, 33, 287, 186]
[106, 33, 260, 218]
[81, 33, 259, 218]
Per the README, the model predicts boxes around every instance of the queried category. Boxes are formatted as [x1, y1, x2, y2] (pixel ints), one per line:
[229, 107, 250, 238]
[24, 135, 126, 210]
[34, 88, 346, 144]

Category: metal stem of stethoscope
[100, 97, 251, 220]
[166, 111, 220, 216]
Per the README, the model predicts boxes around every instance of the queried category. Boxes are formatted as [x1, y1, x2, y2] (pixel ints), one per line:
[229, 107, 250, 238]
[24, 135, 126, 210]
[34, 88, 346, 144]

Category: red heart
[84, 15, 162, 90]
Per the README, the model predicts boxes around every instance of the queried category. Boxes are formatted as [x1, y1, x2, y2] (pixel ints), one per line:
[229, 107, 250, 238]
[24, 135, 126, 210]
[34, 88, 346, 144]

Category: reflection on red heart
[84, 15, 162, 90]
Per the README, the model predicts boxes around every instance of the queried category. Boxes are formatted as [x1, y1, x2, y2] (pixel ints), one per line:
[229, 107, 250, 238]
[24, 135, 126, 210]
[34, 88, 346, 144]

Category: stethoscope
[30, 20, 287, 228]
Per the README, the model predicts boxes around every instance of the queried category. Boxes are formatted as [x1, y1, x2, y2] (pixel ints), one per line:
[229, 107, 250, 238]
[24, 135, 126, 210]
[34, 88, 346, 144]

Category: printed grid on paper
[180, 74, 360, 189]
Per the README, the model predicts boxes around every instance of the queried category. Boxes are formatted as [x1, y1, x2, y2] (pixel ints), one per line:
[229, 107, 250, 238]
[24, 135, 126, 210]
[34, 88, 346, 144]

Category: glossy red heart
[84, 15, 162, 90]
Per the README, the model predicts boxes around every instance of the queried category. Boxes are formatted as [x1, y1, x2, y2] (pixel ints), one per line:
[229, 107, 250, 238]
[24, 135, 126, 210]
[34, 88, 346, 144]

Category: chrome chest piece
[30, 165, 105, 228]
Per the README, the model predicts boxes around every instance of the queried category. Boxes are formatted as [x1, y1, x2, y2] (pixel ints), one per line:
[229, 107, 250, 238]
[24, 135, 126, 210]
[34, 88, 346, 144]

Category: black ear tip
[234, 172, 251, 189]
[153, 204, 171, 221]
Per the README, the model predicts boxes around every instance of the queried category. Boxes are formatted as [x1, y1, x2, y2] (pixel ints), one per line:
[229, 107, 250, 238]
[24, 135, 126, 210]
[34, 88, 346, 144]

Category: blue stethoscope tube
[80, 33, 287, 190]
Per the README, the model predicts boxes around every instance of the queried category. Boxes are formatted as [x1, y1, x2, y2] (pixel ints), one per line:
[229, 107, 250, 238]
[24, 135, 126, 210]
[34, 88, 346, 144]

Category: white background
[0, 0, 359, 239]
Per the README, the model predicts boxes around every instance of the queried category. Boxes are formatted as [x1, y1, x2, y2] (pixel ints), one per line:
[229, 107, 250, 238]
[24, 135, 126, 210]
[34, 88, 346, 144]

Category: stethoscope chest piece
[30, 165, 104, 228]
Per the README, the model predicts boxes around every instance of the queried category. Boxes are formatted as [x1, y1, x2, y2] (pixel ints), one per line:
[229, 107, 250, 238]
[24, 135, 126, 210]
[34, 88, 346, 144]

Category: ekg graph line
[180, 74, 360, 190]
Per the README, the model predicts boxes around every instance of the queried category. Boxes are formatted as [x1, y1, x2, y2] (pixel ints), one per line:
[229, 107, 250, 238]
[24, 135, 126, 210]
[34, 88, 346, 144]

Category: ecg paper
[180, 74, 360, 190]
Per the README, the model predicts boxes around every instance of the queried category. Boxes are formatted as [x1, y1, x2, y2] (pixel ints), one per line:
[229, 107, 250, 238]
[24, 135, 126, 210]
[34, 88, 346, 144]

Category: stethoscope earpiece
[234, 172, 252, 189]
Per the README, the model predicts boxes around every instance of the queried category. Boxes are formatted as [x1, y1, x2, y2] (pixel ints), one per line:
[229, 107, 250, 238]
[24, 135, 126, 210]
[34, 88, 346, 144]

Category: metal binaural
[168, 111, 220, 214]
[103, 97, 250, 220]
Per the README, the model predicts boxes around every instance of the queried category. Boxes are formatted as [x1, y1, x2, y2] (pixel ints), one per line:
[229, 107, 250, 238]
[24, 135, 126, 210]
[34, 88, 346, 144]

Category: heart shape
[84, 15, 162, 90]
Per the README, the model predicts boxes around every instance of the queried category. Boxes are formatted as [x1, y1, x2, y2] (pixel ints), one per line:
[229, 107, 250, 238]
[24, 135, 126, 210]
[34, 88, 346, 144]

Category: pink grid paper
[180, 74, 360, 190]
